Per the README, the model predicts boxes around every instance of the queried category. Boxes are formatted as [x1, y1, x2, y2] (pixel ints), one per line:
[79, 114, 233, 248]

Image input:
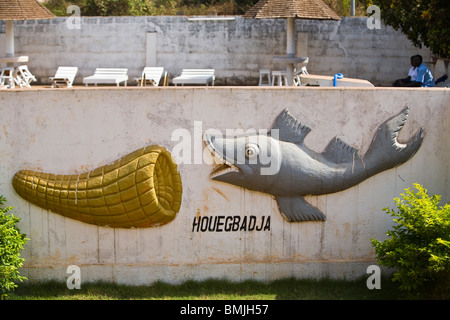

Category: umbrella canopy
[0, 0, 55, 60]
[0, 0, 54, 20]
[243, 0, 340, 20]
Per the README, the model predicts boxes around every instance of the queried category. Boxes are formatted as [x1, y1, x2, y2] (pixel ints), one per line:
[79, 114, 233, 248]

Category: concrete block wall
[296, 18, 433, 85]
[0, 16, 433, 86]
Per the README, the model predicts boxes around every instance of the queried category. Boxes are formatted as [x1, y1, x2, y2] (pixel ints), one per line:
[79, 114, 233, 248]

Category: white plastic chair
[271, 70, 288, 86]
[293, 66, 309, 86]
[259, 69, 272, 86]
[0, 67, 16, 88]
[16, 65, 37, 88]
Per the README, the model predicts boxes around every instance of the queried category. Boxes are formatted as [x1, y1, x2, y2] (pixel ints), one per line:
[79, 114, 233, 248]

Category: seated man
[411, 55, 435, 87]
[393, 55, 418, 87]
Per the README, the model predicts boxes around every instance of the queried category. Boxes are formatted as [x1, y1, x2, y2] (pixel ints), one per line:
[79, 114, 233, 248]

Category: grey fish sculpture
[204, 107, 424, 222]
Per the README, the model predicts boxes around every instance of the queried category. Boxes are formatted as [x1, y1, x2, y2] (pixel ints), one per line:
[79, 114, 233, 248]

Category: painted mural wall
[0, 87, 448, 284]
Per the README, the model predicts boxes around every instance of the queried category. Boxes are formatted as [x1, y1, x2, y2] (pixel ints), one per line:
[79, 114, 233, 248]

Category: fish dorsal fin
[270, 109, 311, 144]
[322, 137, 359, 164]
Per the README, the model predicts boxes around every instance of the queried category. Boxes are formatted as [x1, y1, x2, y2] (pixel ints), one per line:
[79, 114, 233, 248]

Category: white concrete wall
[0, 87, 448, 284]
[1, 16, 433, 86]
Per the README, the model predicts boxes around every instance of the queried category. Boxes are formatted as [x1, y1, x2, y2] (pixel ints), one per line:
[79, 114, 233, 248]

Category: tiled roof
[0, 0, 54, 20]
[243, 0, 341, 20]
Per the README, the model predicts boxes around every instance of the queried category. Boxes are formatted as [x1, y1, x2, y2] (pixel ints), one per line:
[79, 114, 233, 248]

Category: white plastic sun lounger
[83, 68, 128, 87]
[49, 66, 78, 88]
[135, 67, 166, 86]
[172, 69, 215, 86]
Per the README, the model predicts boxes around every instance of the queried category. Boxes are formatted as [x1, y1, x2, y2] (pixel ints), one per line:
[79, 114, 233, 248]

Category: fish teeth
[224, 158, 233, 166]
[203, 132, 239, 178]
[206, 141, 234, 166]
[211, 163, 239, 178]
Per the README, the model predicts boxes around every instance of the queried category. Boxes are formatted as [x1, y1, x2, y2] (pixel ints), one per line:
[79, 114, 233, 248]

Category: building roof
[243, 0, 341, 20]
[0, 0, 55, 20]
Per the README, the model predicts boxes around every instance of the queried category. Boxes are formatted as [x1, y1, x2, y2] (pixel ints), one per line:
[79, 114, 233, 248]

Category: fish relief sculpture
[204, 107, 424, 222]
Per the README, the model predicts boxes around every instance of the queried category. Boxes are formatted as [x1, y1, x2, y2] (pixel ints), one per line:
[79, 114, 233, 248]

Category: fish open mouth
[208, 148, 240, 179]
[204, 132, 240, 179]
[210, 162, 240, 179]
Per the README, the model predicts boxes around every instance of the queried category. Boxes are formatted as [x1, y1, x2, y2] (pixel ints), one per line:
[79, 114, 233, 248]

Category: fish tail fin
[363, 106, 424, 175]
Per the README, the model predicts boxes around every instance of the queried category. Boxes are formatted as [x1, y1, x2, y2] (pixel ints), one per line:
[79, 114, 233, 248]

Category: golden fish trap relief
[12, 145, 182, 228]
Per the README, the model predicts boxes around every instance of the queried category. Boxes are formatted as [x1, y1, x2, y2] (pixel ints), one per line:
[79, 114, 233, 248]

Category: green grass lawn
[7, 277, 443, 319]
[7, 276, 409, 300]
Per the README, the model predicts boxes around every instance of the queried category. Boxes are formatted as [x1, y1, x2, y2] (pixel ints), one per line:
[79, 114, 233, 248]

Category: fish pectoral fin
[275, 196, 326, 222]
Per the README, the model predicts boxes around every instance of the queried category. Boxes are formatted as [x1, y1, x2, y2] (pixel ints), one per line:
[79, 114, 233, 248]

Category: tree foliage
[45, 0, 259, 16]
[46, 0, 370, 16]
[369, 0, 450, 59]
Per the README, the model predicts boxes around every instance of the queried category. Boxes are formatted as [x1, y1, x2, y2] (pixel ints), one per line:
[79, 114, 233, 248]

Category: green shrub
[372, 184, 450, 297]
[0, 195, 29, 299]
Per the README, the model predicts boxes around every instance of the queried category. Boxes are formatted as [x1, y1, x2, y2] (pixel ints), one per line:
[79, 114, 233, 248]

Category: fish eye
[245, 144, 259, 158]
